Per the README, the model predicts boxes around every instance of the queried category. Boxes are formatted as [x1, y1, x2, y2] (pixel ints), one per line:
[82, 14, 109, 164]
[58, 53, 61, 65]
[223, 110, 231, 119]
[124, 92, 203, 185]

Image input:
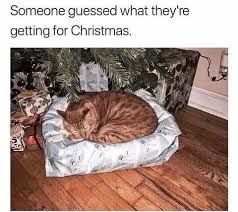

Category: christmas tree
[11, 48, 161, 101]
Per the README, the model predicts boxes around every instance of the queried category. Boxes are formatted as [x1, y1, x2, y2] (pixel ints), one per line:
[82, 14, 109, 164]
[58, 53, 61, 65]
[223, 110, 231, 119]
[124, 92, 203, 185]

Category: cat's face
[57, 109, 83, 140]
[57, 100, 98, 140]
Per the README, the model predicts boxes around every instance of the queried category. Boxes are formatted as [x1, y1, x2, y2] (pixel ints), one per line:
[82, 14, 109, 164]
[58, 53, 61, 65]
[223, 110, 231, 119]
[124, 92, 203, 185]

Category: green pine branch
[47, 48, 82, 101]
[90, 48, 145, 89]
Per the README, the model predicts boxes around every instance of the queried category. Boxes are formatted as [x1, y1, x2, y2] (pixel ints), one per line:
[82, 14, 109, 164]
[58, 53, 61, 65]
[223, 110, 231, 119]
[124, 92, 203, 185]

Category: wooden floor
[11, 106, 228, 210]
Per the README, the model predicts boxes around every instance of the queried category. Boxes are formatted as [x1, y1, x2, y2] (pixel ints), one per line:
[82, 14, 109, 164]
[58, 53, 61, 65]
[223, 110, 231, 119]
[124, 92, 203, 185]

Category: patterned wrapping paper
[150, 48, 200, 114]
[79, 62, 108, 92]
[42, 89, 181, 177]
[11, 71, 54, 105]
[16, 90, 51, 116]
[10, 124, 25, 151]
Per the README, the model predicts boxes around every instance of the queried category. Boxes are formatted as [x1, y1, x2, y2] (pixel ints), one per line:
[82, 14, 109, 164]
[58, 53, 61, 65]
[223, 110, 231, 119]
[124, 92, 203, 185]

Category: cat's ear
[80, 108, 90, 118]
[80, 101, 95, 117]
[56, 110, 67, 120]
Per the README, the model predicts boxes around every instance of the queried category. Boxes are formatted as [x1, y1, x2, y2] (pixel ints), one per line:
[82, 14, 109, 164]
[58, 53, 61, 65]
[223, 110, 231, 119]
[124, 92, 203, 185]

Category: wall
[185, 48, 228, 119]
[187, 48, 228, 96]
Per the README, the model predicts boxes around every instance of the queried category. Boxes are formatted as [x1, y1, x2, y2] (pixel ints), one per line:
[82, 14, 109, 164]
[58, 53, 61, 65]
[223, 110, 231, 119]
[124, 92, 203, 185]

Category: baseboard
[188, 87, 228, 120]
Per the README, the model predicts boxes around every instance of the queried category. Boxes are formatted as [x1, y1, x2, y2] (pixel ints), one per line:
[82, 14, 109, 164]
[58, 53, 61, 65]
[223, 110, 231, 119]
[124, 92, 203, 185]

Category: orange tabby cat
[57, 91, 158, 144]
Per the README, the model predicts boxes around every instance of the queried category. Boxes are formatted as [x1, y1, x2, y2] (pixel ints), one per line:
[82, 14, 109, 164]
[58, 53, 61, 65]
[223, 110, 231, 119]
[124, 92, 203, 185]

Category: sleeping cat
[57, 91, 158, 144]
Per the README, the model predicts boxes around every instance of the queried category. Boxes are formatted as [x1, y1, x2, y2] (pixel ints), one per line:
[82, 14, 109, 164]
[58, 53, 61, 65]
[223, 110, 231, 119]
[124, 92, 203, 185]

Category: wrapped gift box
[16, 90, 51, 116]
[80, 62, 108, 92]
[11, 71, 54, 105]
[11, 111, 27, 125]
[11, 111, 44, 151]
[145, 48, 200, 113]
[10, 124, 25, 151]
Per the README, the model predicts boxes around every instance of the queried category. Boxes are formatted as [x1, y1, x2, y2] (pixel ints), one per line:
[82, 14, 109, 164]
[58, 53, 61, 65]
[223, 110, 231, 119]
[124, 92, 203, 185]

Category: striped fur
[57, 91, 158, 144]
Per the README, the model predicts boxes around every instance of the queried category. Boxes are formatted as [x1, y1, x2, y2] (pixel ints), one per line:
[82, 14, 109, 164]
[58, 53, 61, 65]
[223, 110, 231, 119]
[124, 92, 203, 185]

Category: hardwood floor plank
[136, 181, 179, 210]
[180, 106, 227, 128]
[115, 169, 144, 187]
[90, 181, 135, 210]
[29, 150, 112, 210]
[32, 150, 107, 210]
[176, 106, 228, 138]
[27, 187, 59, 210]
[13, 151, 82, 210]
[83, 194, 110, 210]
[11, 154, 58, 210]
[39, 178, 82, 210]
[137, 167, 212, 210]
[172, 150, 228, 189]
[177, 120, 227, 156]
[180, 136, 228, 173]
[140, 179, 186, 210]
[56, 176, 94, 209]
[79, 174, 102, 189]
[11, 154, 39, 197]
[11, 191, 34, 210]
[152, 165, 225, 209]
[98, 171, 142, 205]
[134, 196, 159, 210]
[165, 153, 228, 205]
[59, 176, 110, 210]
